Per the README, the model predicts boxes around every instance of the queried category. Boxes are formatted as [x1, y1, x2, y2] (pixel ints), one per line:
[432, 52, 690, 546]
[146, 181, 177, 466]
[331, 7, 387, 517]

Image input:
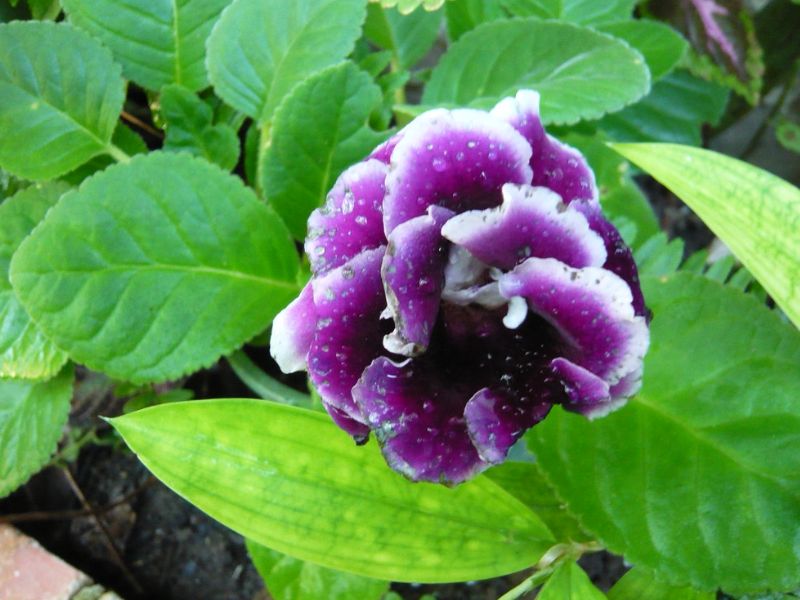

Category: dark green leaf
[596, 20, 687, 81]
[444, 0, 505, 41]
[501, 0, 636, 24]
[364, 3, 441, 69]
[608, 567, 715, 600]
[61, 122, 148, 186]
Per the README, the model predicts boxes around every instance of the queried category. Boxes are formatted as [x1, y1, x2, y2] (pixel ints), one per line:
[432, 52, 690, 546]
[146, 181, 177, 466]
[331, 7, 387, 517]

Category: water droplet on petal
[432, 157, 447, 172]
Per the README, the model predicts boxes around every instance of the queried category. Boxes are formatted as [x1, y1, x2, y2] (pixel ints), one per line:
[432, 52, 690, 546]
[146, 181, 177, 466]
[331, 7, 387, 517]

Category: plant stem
[106, 143, 131, 163]
[227, 350, 313, 408]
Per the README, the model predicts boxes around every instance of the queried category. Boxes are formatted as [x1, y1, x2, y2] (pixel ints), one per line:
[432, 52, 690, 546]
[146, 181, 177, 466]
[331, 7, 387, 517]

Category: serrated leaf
[206, 0, 366, 123]
[110, 399, 555, 582]
[0, 21, 125, 181]
[500, 0, 636, 24]
[0, 183, 69, 379]
[608, 567, 715, 600]
[634, 233, 684, 277]
[529, 273, 800, 593]
[261, 62, 390, 239]
[596, 20, 687, 81]
[538, 560, 607, 600]
[444, 0, 505, 42]
[423, 19, 651, 125]
[161, 84, 240, 171]
[63, 0, 230, 91]
[364, 3, 441, 69]
[611, 143, 800, 330]
[0, 366, 73, 498]
[247, 540, 389, 600]
[61, 122, 148, 186]
[370, 0, 446, 15]
[10, 152, 299, 384]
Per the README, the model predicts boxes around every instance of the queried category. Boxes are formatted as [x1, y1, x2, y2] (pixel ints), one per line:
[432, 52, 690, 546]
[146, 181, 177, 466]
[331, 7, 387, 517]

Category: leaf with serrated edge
[596, 20, 688, 81]
[611, 143, 800, 329]
[423, 19, 650, 125]
[10, 152, 299, 384]
[608, 567, 714, 600]
[364, 3, 442, 69]
[0, 22, 125, 181]
[0, 183, 70, 379]
[529, 273, 800, 593]
[111, 399, 555, 582]
[501, 0, 636, 25]
[207, 0, 366, 123]
[538, 560, 607, 599]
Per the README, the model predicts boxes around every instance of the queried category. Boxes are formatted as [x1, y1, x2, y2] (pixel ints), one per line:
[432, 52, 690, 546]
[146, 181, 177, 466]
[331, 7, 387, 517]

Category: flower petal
[369, 132, 403, 163]
[353, 356, 489, 484]
[383, 108, 533, 234]
[441, 183, 607, 271]
[305, 160, 388, 275]
[308, 246, 389, 426]
[382, 205, 454, 356]
[550, 357, 613, 417]
[270, 282, 316, 373]
[325, 402, 371, 442]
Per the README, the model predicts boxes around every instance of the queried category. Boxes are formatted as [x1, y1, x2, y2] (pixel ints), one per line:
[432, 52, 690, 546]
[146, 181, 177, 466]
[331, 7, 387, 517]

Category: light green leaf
[611, 143, 800, 330]
[0, 366, 74, 498]
[364, 3, 441, 69]
[369, 0, 445, 14]
[0, 21, 125, 181]
[423, 19, 650, 125]
[500, 0, 636, 25]
[161, 84, 240, 171]
[206, 0, 366, 123]
[261, 62, 389, 239]
[444, 0, 505, 42]
[63, 0, 229, 91]
[529, 273, 800, 593]
[0, 183, 70, 379]
[61, 122, 148, 186]
[538, 560, 606, 600]
[634, 233, 684, 277]
[110, 399, 555, 582]
[596, 20, 687, 81]
[247, 540, 389, 600]
[608, 567, 715, 600]
[10, 152, 299, 384]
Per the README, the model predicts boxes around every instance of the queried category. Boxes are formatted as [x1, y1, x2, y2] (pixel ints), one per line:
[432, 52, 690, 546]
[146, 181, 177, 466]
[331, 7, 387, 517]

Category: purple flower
[271, 91, 650, 485]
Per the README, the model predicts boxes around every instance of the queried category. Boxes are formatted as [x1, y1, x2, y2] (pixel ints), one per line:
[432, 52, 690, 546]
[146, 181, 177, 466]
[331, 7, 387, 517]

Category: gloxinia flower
[271, 90, 649, 485]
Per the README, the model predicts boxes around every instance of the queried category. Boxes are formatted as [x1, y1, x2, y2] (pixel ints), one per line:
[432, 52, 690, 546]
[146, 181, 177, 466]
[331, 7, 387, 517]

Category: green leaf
[370, 0, 446, 14]
[500, 0, 636, 24]
[423, 19, 651, 125]
[529, 273, 800, 593]
[206, 0, 367, 123]
[110, 399, 555, 582]
[444, 0, 505, 42]
[599, 70, 729, 145]
[0, 183, 70, 379]
[538, 560, 606, 600]
[61, 122, 148, 186]
[160, 84, 240, 171]
[364, 3, 441, 69]
[596, 20, 687, 81]
[608, 567, 715, 600]
[0, 366, 74, 498]
[0, 21, 125, 181]
[10, 152, 299, 384]
[634, 233, 684, 277]
[63, 0, 229, 91]
[776, 116, 800, 154]
[261, 62, 389, 239]
[247, 539, 389, 600]
[611, 143, 800, 330]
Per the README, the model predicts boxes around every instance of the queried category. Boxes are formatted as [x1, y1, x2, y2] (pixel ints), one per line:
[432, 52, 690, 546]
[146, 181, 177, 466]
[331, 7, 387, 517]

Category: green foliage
[206, 0, 367, 123]
[10, 152, 299, 383]
[109, 399, 555, 582]
[423, 19, 651, 125]
[369, 0, 446, 14]
[444, 0, 505, 41]
[0, 21, 126, 181]
[364, 3, 442, 69]
[226, 350, 313, 408]
[595, 20, 687, 81]
[529, 273, 800, 593]
[500, 0, 636, 24]
[538, 560, 606, 599]
[608, 567, 715, 600]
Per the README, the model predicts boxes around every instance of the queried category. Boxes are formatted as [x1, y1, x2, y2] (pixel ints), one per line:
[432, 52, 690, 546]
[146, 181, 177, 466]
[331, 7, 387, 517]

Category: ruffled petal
[305, 160, 388, 275]
[325, 402, 371, 443]
[491, 90, 597, 204]
[441, 183, 607, 271]
[382, 205, 454, 356]
[369, 132, 403, 163]
[270, 282, 316, 373]
[550, 357, 613, 417]
[353, 356, 489, 484]
[383, 108, 533, 234]
[308, 246, 389, 426]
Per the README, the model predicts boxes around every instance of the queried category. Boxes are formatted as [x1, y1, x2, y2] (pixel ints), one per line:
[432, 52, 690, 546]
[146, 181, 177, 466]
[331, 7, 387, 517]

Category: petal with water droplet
[270, 282, 316, 373]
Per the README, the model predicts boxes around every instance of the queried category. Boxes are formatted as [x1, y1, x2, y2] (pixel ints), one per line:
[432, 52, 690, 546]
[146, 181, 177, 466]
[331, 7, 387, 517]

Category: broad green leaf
[0, 366, 73, 498]
[529, 273, 800, 593]
[634, 233, 684, 277]
[27, 0, 61, 20]
[10, 152, 299, 384]
[538, 560, 606, 600]
[0, 183, 69, 379]
[160, 84, 240, 171]
[110, 399, 555, 582]
[364, 3, 442, 69]
[206, 0, 366, 123]
[261, 62, 389, 239]
[596, 20, 687, 81]
[444, 0, 505, 41]
[423, 19, 651, 125]
[63, 0, 229, 91]
[611, 143, 800, 329]
[608, 567, 715, 600]
[599, 70, 729, 146]
[0, 21, 125, 181]
[370, 0, 445, 14]
[61, 122, 148, 186]
[247, 540, 389, 600]
[500, 0, 636, 24]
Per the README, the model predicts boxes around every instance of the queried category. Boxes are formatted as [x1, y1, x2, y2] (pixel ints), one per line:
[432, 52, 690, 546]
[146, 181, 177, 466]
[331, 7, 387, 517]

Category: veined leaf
[538, 560, 606, 600]
[423, 19, 651, 125]
[444, 0, 505, 42]
[500, 0, 636, 24]
[369, 0, 446, 14]
[364, 3, 442, 69]
[110, 399, 555, 582]
[596, 20, 687, 81]
[0, 21, 125, 181]
[10, 152, 299, 384]
[608, 567, 715, 600]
